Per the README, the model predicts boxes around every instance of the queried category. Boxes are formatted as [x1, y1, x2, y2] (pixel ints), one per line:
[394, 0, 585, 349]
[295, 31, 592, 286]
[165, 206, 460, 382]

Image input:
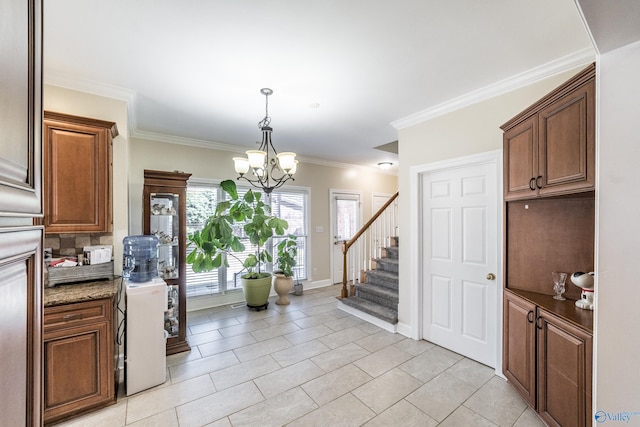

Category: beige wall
[128, 137, 398, 286]
[395, 65, 588, 331]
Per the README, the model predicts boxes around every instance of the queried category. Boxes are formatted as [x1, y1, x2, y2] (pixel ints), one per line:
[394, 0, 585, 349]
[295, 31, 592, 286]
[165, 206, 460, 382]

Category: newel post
[341, 240, 348, 298]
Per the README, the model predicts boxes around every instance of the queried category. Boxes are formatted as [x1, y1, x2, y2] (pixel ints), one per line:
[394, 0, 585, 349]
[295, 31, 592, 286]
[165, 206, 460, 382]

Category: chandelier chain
[258, 89, 271, 129]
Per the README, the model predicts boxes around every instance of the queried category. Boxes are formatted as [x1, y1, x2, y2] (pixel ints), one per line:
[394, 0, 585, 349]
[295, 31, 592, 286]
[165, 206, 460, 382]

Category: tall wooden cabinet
[502, 64, 595, 427]
[43, 111, 118, 233]
[143, 170, 192, 355]
[0, 1, 43, 425]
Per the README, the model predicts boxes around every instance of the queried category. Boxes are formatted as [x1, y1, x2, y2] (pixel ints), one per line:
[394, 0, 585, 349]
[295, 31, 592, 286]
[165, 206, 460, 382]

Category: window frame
[185, 178, 309, 299]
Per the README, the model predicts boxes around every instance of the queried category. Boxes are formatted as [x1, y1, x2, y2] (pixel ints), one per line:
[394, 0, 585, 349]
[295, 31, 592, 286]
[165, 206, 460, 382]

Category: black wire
[116, 276, 126, 346]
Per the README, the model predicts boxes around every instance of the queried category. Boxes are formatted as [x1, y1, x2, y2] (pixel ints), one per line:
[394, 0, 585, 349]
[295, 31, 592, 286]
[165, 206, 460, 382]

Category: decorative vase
[273, 273, 294, 305]
[241, 273, 272, 310]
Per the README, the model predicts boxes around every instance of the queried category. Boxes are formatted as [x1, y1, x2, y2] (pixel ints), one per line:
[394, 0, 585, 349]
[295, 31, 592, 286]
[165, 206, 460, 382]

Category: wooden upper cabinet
[502, 64, 595, 201]
[504, 116, 538, 199]
[538, 80, 595, 197]
[43, 112, 118, 233]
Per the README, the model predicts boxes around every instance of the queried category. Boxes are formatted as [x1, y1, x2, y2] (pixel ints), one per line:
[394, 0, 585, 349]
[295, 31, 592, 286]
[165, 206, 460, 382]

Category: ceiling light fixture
[233, 88, 297, 194]
[377, 162, 393, 170]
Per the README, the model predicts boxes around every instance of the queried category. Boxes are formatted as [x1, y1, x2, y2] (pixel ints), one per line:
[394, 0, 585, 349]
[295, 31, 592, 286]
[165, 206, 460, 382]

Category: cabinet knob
[486, 273, 496, 281]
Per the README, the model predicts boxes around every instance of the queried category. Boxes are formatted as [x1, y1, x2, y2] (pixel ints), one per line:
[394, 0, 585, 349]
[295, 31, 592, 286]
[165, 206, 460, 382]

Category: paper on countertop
[50, 259, 78, 267]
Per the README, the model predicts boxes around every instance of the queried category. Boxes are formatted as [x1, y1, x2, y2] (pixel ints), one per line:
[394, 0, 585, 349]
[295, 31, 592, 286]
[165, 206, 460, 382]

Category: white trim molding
[392, 48, 595, 129]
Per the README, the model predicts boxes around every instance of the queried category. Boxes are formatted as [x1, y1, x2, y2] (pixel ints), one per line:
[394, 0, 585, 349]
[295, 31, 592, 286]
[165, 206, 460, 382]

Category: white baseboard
[186, 279, 335, 312]
[302, 279, 332, 291]
[395, 321, 414, 339]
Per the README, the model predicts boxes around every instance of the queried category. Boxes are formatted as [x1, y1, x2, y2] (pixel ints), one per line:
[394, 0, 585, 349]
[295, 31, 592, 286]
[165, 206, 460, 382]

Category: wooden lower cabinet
[503, 290, 592, 427]
[503, 291, 537, 406]
[537, 309, 593, 427]
[44, 298, 117, 424]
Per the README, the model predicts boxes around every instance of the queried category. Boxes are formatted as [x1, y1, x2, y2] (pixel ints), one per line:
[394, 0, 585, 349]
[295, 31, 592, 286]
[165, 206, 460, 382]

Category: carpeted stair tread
[384, 246, 399, 259]
[376, 257, 398, 273]
[342, 296, 398, 324]
[342, 237, 400, 325]
[355, 283, 398, 309]
[365, 269, 399, 291]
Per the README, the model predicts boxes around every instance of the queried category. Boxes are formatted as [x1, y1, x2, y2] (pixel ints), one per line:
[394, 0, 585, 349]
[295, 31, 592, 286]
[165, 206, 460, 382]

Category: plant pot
[240, 273, 272, 310]
[273, 273, 294, 305]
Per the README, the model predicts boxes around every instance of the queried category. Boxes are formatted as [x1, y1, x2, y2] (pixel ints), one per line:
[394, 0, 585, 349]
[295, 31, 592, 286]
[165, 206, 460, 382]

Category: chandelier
[233, 88, 298, 194]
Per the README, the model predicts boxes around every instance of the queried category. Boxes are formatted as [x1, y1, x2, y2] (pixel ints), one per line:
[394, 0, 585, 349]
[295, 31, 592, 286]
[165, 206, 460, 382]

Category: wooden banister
[341, 191, 399, 299]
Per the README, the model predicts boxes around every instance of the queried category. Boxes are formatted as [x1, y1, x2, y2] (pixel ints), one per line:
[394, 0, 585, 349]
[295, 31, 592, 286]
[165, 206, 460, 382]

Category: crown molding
[131, 129, 392, 174]
[44, 69, 136, 103]
[391, 47, 596, 130]
[131, 129, 246, 153]
[44, 69, 139, 131]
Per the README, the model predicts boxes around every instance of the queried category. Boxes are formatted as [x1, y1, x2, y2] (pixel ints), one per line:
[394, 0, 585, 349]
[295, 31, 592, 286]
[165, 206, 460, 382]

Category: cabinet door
[43, 118, 111, 233]
[0, 228, 43, 427]
[538, 80, 595, 197]
[537, 309, 592, 427]
[502, 291, 536, 406]
[504, 116, 538, 200]
[43, 319, 114, 423]
[0, 0, 42, 216]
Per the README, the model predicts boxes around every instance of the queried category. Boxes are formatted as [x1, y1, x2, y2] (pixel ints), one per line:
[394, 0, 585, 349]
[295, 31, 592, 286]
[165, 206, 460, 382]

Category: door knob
[486, 273, 496, 280]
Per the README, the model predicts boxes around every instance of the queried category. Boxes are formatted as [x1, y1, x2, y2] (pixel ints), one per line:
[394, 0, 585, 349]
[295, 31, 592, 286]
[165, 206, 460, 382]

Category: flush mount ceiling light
[377, 162, 393, 170]
[233, 88, 297, 194]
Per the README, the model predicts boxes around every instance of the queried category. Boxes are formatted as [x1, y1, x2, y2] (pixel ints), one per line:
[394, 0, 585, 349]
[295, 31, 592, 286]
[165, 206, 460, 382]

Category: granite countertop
[44, 277, 122, 307]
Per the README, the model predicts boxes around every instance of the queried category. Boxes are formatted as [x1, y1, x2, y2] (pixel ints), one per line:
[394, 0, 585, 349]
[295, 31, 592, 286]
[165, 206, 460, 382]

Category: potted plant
[273, 234, 298, 305]
[186, 180, 290, 310]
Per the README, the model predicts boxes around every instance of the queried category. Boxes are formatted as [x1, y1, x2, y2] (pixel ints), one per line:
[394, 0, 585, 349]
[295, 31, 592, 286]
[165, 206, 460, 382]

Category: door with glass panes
[331, 190, 361, 284]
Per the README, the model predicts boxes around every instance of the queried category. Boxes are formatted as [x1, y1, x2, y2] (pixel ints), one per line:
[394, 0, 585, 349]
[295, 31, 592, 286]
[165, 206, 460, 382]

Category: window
[186, 181, 308, 298]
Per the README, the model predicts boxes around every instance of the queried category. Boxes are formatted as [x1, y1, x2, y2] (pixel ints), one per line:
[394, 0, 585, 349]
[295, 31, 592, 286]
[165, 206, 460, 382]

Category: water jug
[122, 235, 159, 282]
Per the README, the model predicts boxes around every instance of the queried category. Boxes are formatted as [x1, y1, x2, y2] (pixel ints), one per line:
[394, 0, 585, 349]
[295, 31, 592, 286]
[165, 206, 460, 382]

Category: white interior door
[331, 191, 361, 284]
[422, 161, 499, 368]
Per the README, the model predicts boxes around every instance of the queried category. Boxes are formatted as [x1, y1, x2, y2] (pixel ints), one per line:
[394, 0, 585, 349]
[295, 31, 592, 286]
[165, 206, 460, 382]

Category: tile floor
[57, 284, 545, 427]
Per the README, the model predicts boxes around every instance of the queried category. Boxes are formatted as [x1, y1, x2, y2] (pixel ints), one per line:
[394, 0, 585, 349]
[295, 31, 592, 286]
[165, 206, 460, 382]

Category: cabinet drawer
[44, 299, 111, 332]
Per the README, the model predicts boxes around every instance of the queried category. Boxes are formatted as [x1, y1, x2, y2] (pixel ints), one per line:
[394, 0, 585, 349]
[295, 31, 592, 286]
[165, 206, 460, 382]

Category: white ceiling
[43, 0, 596, 169]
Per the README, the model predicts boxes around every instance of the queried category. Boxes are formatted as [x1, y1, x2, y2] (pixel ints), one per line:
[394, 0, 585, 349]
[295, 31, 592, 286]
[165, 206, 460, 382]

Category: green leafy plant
[275, 234, 298, 278]
[186, 179, 290, 279]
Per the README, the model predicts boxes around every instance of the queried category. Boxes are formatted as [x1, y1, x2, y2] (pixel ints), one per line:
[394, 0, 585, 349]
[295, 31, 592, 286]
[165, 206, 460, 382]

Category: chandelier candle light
[233, 88, 298, 194]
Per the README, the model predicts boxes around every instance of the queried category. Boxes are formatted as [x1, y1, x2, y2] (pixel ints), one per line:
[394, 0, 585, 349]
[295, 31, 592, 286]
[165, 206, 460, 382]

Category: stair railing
[341, 191, 399, 299]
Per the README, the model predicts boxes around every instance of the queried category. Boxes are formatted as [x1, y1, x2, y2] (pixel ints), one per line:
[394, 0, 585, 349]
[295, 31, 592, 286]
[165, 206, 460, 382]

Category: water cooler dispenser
[123, 235, 168, 395]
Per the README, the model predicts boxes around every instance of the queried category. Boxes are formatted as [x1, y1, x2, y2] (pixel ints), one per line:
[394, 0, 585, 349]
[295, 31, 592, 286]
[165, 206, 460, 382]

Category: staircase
[341, 237, 398, 324]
